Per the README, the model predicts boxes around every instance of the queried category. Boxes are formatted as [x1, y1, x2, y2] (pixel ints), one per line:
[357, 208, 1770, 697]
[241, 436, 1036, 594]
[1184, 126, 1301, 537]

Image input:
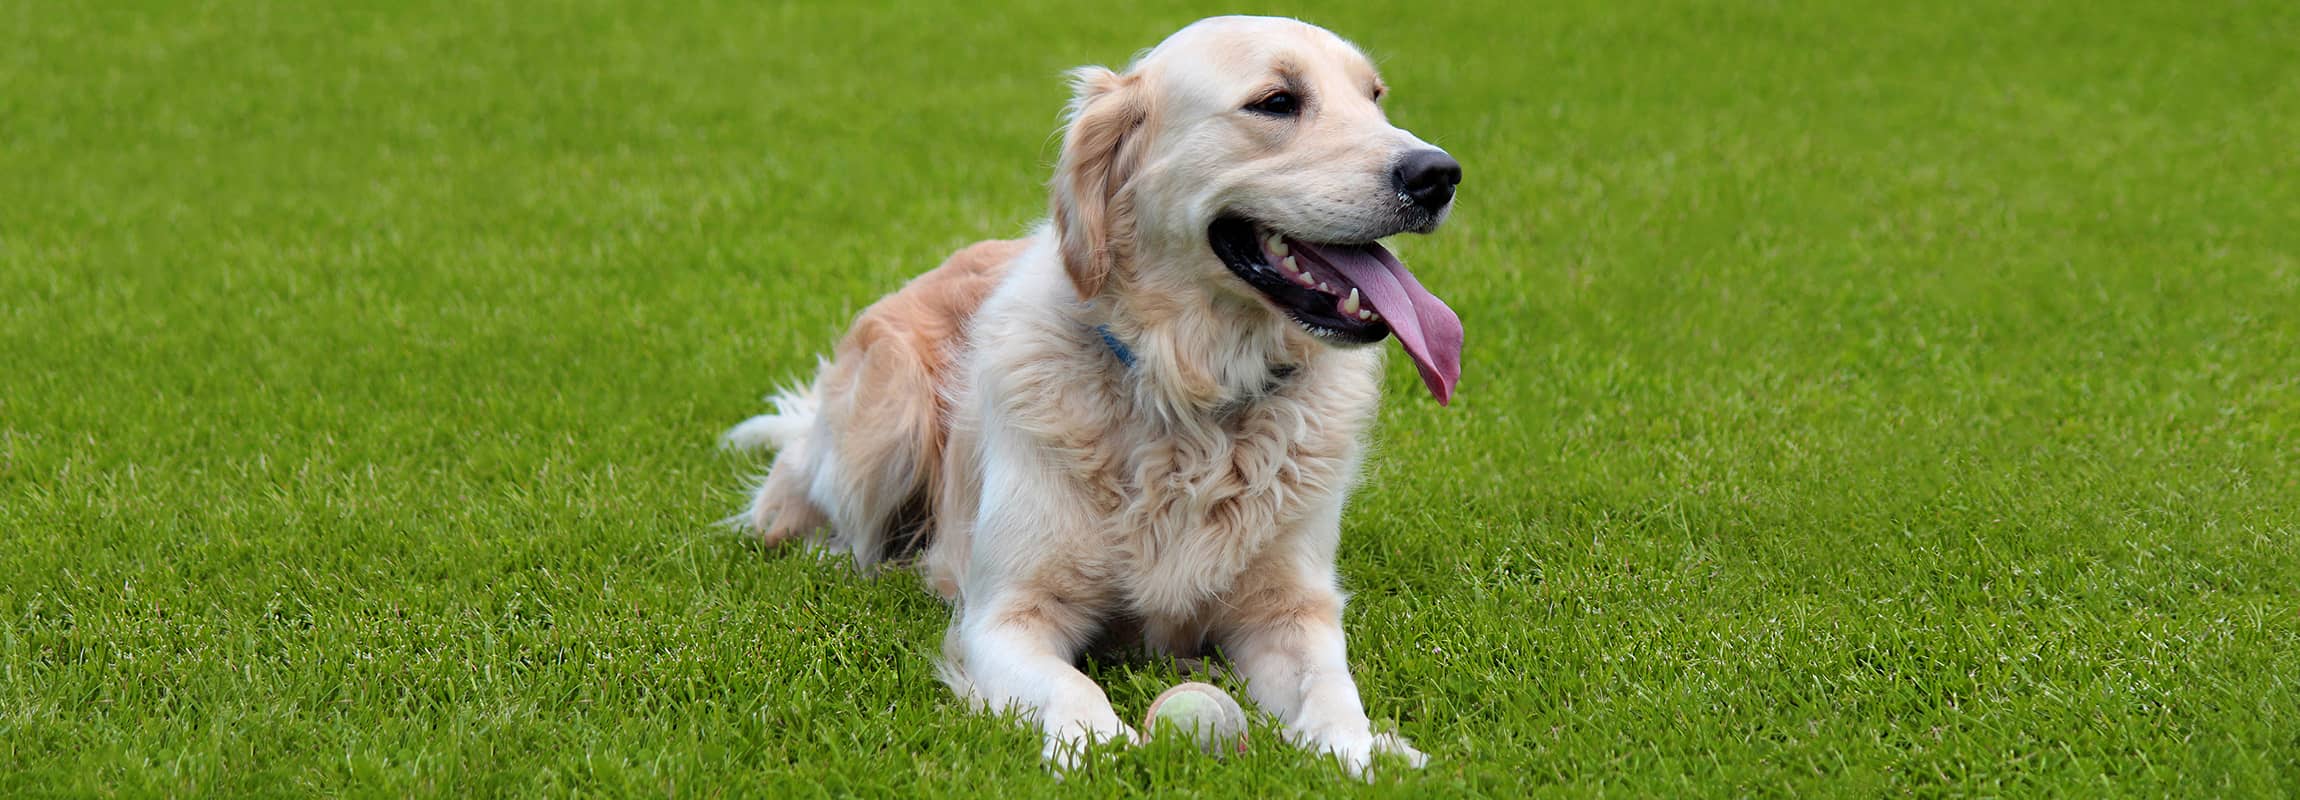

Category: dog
[723, 16, 1464, 775]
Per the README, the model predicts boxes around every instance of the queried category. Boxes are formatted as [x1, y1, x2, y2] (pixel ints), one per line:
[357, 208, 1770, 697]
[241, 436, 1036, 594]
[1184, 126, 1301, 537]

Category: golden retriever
[724, 16, 1464, 775]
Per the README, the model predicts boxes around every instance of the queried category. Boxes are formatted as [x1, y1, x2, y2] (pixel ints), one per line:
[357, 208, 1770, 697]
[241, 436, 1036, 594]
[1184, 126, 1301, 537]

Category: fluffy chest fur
[948, 244, 1385, 622]
[1102, 361, 1375, 618]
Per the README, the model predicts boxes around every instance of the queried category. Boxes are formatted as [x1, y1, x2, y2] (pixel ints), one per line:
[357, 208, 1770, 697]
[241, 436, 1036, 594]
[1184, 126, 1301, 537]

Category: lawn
[4, 0, 2297, 795]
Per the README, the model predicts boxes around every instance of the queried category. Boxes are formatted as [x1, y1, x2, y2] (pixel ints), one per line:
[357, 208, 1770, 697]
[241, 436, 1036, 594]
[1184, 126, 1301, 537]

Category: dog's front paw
[1039, 718, 1141, 774]
[1311, 728, 1428, 779]
[1368, 731, 1428, 771]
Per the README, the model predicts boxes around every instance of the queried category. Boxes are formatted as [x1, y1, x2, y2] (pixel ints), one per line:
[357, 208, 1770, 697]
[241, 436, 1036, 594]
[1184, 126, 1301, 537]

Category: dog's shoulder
[902, 237, 1027, 315]
[936, 238, 1030, 283]
[837, 238, 1026, 351]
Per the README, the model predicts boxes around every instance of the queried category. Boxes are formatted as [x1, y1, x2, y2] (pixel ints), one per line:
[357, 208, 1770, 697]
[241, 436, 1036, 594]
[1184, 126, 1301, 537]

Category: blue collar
[1096, 323, 1298, 395]
[1095, 324, 1136, 370]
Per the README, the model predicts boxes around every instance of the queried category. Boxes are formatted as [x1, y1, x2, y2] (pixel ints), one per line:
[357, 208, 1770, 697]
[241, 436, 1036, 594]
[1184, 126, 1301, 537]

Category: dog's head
[1052, 16, 1464, 404]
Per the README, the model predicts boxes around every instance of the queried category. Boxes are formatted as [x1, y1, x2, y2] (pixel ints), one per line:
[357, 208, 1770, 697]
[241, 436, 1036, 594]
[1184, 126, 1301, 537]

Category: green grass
[5, 0, 2297, 795]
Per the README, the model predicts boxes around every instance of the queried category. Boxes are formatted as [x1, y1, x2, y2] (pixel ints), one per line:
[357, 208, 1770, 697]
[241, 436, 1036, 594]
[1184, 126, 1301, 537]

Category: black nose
[1394, 149, 1462, 212]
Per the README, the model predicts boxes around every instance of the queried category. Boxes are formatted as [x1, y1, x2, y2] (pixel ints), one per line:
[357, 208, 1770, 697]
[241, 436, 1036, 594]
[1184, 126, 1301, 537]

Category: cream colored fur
[726, 16, 1450, 776]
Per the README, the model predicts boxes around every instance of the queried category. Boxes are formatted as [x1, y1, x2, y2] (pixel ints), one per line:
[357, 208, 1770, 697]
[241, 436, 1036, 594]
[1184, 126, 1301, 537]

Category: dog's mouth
[1209, 215, 1465, 404]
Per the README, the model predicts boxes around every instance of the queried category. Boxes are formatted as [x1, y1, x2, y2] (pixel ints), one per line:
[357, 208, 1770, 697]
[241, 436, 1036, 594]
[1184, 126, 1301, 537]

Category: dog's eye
[1245, 91, 1301, 117]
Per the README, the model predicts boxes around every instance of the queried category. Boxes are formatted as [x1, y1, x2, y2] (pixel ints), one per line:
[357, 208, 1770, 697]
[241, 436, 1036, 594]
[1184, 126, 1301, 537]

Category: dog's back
[729, 238, 1022, 567]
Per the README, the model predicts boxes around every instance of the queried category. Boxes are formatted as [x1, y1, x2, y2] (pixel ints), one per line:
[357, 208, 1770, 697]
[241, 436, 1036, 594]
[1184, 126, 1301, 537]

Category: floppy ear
[1051, 66, 1149, 301]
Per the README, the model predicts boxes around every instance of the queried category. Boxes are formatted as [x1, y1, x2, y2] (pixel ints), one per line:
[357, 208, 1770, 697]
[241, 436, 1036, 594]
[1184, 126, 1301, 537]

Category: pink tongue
[1292, 241, 1464, 405]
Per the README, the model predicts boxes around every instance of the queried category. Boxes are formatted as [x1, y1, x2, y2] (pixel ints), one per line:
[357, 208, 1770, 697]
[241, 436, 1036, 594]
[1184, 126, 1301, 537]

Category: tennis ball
[1142, 681, 1249, 755]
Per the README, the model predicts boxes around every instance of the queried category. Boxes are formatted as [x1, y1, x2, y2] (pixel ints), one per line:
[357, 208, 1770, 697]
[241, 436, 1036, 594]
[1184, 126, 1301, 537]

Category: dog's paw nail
[1373, 732, 1427, 766]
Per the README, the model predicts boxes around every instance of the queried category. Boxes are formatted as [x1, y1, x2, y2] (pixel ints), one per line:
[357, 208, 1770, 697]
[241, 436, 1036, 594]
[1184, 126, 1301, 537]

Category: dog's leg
[942, 430, 1136, 770]
[1219, 566, 1426, 777]
[953, 591, 1137, 769]
[747, 441, 828, 546]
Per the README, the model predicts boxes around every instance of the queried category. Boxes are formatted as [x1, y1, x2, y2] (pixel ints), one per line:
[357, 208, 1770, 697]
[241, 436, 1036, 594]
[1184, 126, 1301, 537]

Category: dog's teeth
[1295, 270, 1316, 288]
[1281, 255, 1300, 274]
[1317, 281, 1332, 293]
[1266, 233, 1289, 256]
[1358, 309, 1375, 321]
[1342, 288, 1361, 315]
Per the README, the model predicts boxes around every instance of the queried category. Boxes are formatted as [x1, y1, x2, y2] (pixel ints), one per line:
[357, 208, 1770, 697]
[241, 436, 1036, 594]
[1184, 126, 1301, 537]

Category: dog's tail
[722, 367, 824, 453]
